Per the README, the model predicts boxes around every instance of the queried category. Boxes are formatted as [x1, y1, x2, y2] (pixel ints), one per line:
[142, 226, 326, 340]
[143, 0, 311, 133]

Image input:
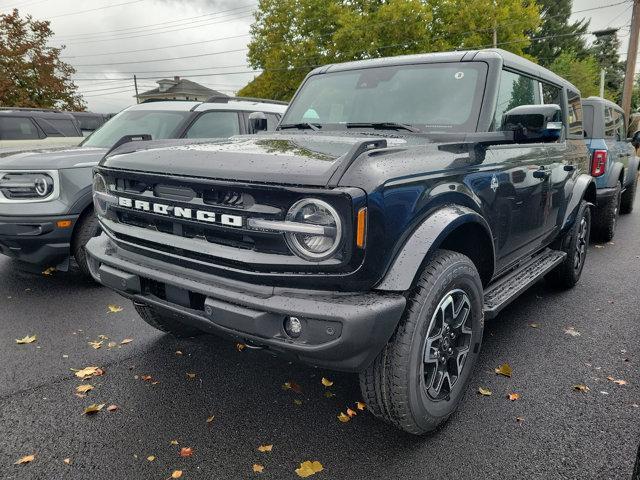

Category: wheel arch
[562, 174, 596, 232]
[376, 205, 495, 292]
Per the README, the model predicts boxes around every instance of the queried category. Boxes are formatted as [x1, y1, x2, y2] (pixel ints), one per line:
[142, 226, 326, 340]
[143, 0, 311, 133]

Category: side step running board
[483, 248, 566, 319]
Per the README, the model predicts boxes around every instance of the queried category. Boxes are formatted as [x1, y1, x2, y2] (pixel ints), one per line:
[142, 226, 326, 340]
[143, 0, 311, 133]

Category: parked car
[582, 97, 639, 241]
[86, 49, 595, 435]
[70, 111, 111, 136]
[0, 97, 287, 277]
[0, 108, 84, 151]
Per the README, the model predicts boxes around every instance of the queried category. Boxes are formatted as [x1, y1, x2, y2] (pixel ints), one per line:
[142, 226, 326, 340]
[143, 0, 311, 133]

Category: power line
[74, 63, 250, 75]
[72, 48, 247, 67]
[48, 0, 147, 20]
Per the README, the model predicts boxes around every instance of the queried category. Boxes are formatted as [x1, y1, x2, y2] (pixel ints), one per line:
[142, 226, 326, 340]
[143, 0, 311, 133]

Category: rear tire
[359, 250, 484, 435]
[591, 183, 620, 242]
[134, 302, 203, 338]
[546, 200, 590, 289]
[620, 173, 637, 214]
[72, 209, 101, 279]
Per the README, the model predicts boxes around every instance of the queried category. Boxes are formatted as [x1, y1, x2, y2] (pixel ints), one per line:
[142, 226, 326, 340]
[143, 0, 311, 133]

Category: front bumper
[0, 214, 79, 268]
[85, 234, 406, 372]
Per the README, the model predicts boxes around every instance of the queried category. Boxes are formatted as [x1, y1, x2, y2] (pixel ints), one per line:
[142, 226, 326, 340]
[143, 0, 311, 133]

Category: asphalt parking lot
[1, 198, 639, 480]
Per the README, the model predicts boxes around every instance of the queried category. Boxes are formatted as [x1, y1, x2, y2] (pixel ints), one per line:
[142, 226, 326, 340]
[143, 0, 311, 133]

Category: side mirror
[248, 111, 267, 134]
[630, 131, 640, 148]
[502, 104, 563, 143]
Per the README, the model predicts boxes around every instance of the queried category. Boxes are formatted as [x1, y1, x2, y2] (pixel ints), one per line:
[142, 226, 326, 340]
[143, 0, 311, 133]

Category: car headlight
[92, 173, 116, 216]
[285, 198, 342, 261]
[0, 171, 58, 202]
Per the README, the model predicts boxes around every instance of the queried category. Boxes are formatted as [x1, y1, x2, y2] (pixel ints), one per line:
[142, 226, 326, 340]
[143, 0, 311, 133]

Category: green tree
[239, 0, 541, 100]
[590, 30, 625, 102]
[549, 51, 601, 98]
[0, 9, 85, 110]
[525, 0, 589, 67]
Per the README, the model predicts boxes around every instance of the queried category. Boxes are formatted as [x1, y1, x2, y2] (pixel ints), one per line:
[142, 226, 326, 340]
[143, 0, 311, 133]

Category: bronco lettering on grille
[117, 196, 244, 227]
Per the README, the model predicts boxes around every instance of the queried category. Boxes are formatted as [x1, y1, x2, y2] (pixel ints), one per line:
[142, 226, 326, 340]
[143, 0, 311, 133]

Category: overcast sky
[0, 0, 634, 113]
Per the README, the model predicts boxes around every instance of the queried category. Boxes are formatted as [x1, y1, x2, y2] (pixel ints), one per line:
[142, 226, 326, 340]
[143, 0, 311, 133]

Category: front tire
[134, 302, 203, 338]
[546, 200, 590, 289]
[72, 209, 101, 279]
[359, 250, 484, 435]
[592, 183, 620, 242]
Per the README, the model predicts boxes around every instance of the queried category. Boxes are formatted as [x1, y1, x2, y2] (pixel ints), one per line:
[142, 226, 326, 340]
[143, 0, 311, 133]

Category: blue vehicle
[582, 97, 639, 241]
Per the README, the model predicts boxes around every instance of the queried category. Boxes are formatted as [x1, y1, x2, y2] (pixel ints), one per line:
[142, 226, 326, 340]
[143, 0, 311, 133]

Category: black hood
[100, 133, 409, 186]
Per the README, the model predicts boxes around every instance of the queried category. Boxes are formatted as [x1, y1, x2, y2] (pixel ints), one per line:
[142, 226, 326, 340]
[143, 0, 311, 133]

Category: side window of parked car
[185, 111, 241, 139]
[567, 90, 583, 138]
[44, 118, 80, 137]
[613, 109, 626, 141]
[604, 106, 616, 139]
[0, 116, 41, 140]
[492, 70, 541, 130]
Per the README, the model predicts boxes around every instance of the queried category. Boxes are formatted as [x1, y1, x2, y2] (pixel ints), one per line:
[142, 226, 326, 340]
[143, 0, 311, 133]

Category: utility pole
[600, 69, 606, 98]
[134, 75, 140, 104]
[622, 0, 640, 118]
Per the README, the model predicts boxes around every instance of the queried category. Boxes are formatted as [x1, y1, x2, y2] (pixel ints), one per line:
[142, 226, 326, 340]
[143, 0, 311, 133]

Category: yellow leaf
[170, 440, 179, 446]
[147, 455, 156, 462]
[235, 343, 246, 352]
[257, 444, 273, 453]
[106, 404, 118, 412]
[15, 335, 37, 344]
[295, 460, 324, 478]
[356, 402, 366, 410]
[63, 458, 71, 465]
[98, 335, 109, 340]
[528, 323, 539, 328]
[337, 412, 350, 423]
[253, 464, 265, 473]
[507, 393, 520, 401]
[42, 267, 56, 276]
[206, 416, 215, 423]
[346, 408, 357, 417]
[607, 376, 628, 386]
[83, 403, 105, 415]
[323, 391, 335, 398]
[14, 454, 35, 465]
[321, 377, 333, 387]
[107, 342, 117, 348]
[73, 366, 104, 380]
[76, 384, 94, 394]
[107, 305, 123, 313]
[478, 387, 492, 396]
[171, 471, 183, 479]
[573, 384, 590, 393]
[88, 341, 103, 350]
[120, 338, 133, 345]
[293, 399, 303, 406]
[494, 363, 512, 378]
[186, 373, 196, 379]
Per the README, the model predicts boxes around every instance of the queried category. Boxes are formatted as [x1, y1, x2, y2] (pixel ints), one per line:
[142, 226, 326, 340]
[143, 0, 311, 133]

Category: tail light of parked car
[591, 150, 607, 177]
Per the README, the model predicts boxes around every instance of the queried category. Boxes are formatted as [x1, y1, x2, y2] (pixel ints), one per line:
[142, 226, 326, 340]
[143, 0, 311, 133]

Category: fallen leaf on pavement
[321, 377, 333, 387]
[98, 335, 109, 340]
[258, 444, 273, 453]
[495, 363, 512, 377]
[206, 416, 215, 423]
[478, 387, 492, 396]
[175, 350, 183, 356]
[141, 375, 153, 381]
[74, 366, 104, 380]
[507, 393, 520, 401]
[179, 447, 193, 458]
[76, 384, 94, 394]
[253, 464, 265, 473]
[147, 456, 156, 462]
[107, 342, 117, 348]
[323, 391, 335, 398]
[170, 440, 179, 446]
[346, 408, 357, 417]
[107, 305, 123, 313]
[106, 404, 118, 412]
[235, 343, 246, 352]
[283, 381, 302, 394]
[15, 335, 37, 345]
[42, 267, 55, 276]
[186, 373, 196, 379]
[171, 471, 183, 479]
[572, 384, 590, 393]
[528, 323, 539, 328]
[295, 460, 324, 478]
[607, 376, 628, 386]
[594, 244, 605, 249]
[83, 403, 105, 415]
[14, 454, 35, 465]
[337, 412, 350, 423]
[293, 399, 303, 406]
[120, 338, 133, 345]
[356, 402, 366, 410]
[564, 327, 581, 337]
[63, 458, 71, 465]
[88, 341, 103, 350]
[516, 416, 525, 423]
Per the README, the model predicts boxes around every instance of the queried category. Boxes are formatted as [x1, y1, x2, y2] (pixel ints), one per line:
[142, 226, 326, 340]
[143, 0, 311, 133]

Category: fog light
[284, 316, 303, 338]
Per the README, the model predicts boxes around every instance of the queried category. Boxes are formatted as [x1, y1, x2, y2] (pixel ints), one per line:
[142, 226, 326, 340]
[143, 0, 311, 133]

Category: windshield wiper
[346, 122, 420, 133]
[278, 122, 321, 131]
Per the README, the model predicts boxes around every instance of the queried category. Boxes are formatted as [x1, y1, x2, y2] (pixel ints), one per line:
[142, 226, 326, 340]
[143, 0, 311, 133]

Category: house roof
[136, 77, 227, 99]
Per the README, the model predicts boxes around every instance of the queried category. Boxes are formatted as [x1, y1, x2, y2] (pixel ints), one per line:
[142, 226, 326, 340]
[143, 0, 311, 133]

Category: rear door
[614, 108, 634, 187]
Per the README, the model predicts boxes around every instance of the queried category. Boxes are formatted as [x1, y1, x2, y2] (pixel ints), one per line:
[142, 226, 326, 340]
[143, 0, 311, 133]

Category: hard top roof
[582, 96, 623, 113]
[311, 48, 580, 94]
[0, 108, 78, 119]
[125, 99, 287, 114]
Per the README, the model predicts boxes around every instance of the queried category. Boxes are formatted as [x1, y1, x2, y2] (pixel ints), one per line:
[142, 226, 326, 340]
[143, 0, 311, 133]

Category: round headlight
[285, 198, 342, 261]
[33, 175, 53, 197]
[92, 173, 109, 216]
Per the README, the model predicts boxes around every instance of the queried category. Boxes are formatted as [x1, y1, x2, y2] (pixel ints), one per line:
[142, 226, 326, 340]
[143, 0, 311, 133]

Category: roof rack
[205, 95, 288, 106]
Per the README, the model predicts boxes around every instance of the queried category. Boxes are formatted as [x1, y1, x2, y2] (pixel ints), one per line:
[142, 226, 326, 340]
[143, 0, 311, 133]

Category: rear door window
[604, 107, 616, 138]
[44, 118, 79, 137]
[567, 90, 583, 138]
[0, 116, 41, 140]
[185, 111, 240, 139]
[613, 110, 626, 140]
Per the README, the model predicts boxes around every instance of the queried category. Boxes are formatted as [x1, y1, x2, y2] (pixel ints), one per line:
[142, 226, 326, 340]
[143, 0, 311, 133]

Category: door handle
[533, 167, 550, 179]
[563, 164, 575, 172]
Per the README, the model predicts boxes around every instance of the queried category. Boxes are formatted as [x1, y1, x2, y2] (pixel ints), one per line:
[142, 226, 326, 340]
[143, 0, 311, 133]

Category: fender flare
[376, 205, 495, 292]
[605, 162, 624, 189]
[561, 174, 596, 232]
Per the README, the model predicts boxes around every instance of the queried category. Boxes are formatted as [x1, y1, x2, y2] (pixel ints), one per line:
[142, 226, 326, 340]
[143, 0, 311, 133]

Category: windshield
[281, 62, 487, 133]
[81, 110, 190, 148]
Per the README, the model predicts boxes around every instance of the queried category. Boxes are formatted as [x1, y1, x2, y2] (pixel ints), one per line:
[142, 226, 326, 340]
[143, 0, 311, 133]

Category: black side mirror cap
[248, 111, 268, 133]
[502, 104, 563, 143]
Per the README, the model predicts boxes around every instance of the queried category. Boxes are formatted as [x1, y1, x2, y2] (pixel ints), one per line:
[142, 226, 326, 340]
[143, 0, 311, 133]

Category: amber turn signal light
[356, 207, 367, 248]
[56, 220, 72, 228]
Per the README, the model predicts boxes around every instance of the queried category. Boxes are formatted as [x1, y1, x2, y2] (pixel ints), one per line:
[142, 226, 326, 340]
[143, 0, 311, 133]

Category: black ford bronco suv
[86, 49, 595, 434]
